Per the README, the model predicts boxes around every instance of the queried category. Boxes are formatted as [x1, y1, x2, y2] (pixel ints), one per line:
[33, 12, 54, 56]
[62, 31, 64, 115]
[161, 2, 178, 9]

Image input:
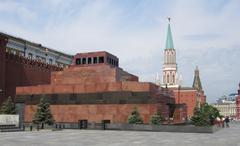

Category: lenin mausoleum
[15, 51, 187, 126]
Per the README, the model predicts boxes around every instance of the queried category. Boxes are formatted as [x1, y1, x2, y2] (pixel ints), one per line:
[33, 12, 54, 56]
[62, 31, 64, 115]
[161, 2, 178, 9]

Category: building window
[88, 57, 92, 64]
[28, 53, 33, 59]
[82, 58, 86, 64]
[167, 75, 169, 83]
[42, 57, 46, 63]
[49, 59, 53, 64]
[6, 48, 10, 53]
[36, 56, 46, 62]
[76, 58, 81, 65]
[93, 57, 98, 63]
[99, 56, 104, 63]
[56, 61, 65, 67]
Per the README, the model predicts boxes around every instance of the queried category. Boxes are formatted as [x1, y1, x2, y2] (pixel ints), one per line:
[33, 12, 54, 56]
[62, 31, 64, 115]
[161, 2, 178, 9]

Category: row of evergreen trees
[1, 97, 221, 127]
[128, 107, 163, 125]
[128, 104, 222, 126]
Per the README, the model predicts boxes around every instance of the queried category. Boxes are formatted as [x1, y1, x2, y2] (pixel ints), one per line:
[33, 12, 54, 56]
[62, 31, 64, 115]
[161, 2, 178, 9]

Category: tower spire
[165, 18, 174, 50]
[192, 66, 202, 91]
[162, 18, 178, 87]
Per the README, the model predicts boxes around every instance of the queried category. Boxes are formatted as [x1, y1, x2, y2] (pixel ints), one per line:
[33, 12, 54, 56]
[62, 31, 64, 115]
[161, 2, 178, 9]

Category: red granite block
[16, 87, 24, 95]
[24, 105, 36, 122]
[95, 83, 108, 92]
[84, 84, 96, 93]
[88, 115, 103, 123]
[42, 85, 53, 94]
[88, 105, 97, 114]
[31, 86, 43, 94]
[107, 82, 122, 91]
[122, 82, 150, 92]
[53, 85, 74, 94]
[73, 84, 85, 93]
[103, 114, 113, 120]
[23, 86, 33, 95]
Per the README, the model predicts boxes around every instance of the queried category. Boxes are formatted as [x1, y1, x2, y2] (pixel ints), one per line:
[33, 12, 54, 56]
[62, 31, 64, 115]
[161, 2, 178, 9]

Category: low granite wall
[24, 122, 104, 130]
[23, 122, 221, 133]
[0, 115, 19, 126]
[105, 123, 220, 133]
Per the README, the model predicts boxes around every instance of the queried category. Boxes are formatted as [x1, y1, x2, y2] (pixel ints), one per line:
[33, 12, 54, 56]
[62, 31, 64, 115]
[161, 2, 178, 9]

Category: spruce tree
[128, 107, 143, 124]
[0, 96, 16, 114]
[33, 97, 54, 125]
[150, 112, 163, 125]
[191, 103, 221, 127]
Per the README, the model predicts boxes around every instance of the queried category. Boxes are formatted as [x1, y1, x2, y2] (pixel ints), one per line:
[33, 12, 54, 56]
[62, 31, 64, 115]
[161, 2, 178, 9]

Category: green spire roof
[165, 23, 174, 50]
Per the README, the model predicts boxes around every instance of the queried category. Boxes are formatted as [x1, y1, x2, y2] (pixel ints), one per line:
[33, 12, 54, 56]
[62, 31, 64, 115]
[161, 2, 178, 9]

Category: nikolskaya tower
[156, 18, 181, 87]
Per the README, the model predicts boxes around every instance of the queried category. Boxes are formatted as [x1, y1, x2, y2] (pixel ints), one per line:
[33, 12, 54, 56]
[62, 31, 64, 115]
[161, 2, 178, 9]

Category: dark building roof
[0, 31, 73, 59]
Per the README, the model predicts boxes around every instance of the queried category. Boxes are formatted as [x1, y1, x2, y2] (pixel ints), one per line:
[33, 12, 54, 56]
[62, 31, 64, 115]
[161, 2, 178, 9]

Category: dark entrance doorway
[79, 120, 88, 129]
[102, 120, 111, 130]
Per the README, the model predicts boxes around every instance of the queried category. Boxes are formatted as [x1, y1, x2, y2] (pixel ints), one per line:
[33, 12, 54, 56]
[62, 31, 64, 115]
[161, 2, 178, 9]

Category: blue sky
[0, 0, 240, 103]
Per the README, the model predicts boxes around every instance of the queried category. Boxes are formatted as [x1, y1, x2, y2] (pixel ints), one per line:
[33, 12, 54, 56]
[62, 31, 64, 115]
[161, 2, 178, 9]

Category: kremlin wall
[0, 35, 68, 104]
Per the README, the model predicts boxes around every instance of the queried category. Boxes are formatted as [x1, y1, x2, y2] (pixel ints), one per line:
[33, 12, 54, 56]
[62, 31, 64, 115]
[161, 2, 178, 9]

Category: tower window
[107, 57, 111, 64]
[93, 57, 98, 63]
[76, 58, 81, 65]
[82, 58, 86, 64]
[99, 56, 104, 63]
[88, 57, 92, 64]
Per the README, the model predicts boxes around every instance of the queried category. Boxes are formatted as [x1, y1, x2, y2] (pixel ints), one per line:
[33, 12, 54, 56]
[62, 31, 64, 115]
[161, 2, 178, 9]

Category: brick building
[157, 20, 206, 118]
[236, 83, 240, 119]
[15, 51, 187, 126]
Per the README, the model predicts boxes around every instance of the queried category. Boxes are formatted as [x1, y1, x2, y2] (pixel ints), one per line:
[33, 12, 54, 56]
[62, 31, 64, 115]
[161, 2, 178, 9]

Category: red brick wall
[173, 105, 187, 123]
[51, 65, 117, 85]
[51, 64, 138, 85]
[236, 94, 240, 119]
[173, 89, 205, 117]
[24, 104, 165, 124]
[17, 81, 158, 95]
[0, 37, 7, 103]
[1, 52, 63, 104]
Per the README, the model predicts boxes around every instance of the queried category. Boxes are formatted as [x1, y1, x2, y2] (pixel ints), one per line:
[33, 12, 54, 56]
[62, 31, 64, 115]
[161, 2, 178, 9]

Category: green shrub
[0, 96, 16, 114]
[32, 97, 54, 125]
[128, 107, 143, 124]
[150, 112, 163, 125]
[191, 103, 221, 127]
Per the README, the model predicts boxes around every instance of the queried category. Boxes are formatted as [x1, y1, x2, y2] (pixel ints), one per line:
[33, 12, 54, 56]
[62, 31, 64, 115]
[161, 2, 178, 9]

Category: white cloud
[0, 0, 239, 103]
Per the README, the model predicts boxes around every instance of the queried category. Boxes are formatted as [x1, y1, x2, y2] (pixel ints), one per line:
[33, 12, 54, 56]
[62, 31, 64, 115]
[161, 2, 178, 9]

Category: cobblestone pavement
[0, 123, 240, 146]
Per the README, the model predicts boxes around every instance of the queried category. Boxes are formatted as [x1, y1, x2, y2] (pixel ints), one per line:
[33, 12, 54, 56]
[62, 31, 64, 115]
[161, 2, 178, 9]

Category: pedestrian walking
[225, 116, 230, 128]
[221, 117, 225, 128]
[216, 117, 221, 127]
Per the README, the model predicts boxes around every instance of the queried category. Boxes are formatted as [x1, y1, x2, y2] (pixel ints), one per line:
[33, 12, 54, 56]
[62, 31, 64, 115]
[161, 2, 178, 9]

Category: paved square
[0, 123, 240, 146]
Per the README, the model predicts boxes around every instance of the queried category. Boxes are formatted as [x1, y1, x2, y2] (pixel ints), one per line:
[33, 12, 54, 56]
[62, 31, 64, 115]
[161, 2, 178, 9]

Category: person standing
[221, 117, 225, 128]
[225, 116, 230, 128]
